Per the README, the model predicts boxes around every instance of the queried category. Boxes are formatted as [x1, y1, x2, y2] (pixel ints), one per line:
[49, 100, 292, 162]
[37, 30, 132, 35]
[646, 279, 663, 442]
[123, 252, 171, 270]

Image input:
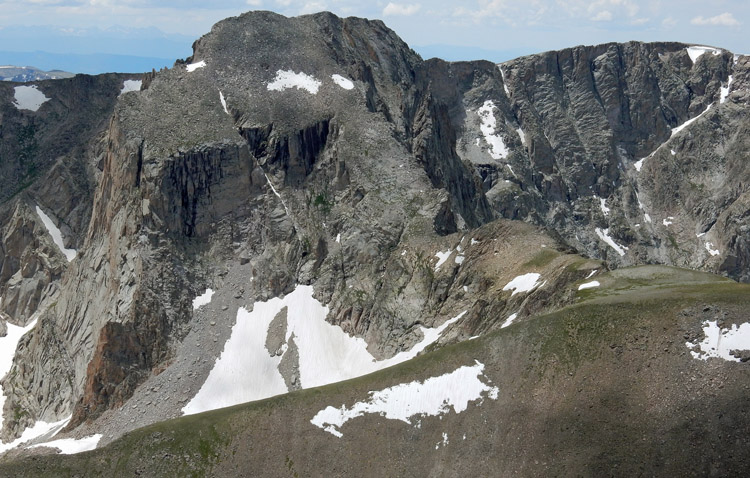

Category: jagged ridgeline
[0, 10, 749, 476]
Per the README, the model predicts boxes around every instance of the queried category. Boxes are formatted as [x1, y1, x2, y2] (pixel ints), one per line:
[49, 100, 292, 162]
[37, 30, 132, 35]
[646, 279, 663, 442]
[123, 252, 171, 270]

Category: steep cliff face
[0, 10, 749, 461]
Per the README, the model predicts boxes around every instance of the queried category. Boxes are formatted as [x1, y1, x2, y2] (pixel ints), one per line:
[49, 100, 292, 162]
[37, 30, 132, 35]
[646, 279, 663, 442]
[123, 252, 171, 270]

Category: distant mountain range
[0, 65, 74, 82]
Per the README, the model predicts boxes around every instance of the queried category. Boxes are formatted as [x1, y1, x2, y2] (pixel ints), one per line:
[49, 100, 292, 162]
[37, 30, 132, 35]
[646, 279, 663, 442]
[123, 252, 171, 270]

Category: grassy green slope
[2, 266, 749, 477]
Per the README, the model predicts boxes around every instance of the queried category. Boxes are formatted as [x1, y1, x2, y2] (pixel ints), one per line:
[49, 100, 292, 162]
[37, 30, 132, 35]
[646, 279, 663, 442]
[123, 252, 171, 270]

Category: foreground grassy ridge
[2, 266, 749, 477]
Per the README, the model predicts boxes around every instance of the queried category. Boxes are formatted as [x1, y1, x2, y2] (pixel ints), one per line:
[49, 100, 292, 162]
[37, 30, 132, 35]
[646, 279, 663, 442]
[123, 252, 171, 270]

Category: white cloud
[591, 10, 612, 21]
[300, 1, 326, 14]
[246, 0, 262, 7]
[383, 2, 422, 16]
[662, 16, 677, 27]
[691, 12, 740, 27]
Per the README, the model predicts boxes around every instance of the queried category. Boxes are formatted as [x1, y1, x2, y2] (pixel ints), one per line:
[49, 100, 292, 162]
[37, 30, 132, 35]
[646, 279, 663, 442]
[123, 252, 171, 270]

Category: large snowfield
[183, 285, 466, 415]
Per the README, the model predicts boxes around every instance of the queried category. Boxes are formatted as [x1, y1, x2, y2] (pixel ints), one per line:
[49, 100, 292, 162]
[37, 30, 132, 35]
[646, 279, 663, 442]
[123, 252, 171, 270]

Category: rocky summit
[0, 10, 749, 477]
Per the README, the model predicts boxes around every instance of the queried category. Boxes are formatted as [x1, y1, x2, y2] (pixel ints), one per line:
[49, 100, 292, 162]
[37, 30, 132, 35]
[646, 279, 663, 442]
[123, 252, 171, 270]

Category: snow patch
[119, 79, 142, 96]
[687, 321, 750, 361]
[0, 414, 69, 455]
[470, 238, 480, 245]
[578, 281, 600, 291]
[35, 206, 76, 261]
[503, 273, 541, 296]
[454, 255, 465, 265]
[435, 250, 452, 271]
[705, 242, 721, 256]
[516, 127, 525, 145]
[686, 46, 721, 64]
[500, 313, 518, 328]
[331, 74, 354, 90]
[219, 91, 229, 115]
[192, 289, 214, 310]
[29, 434, 102, 454]
[599, 197, 610, 216]
[585, 270, 597, 279]
[498, 66, 510, 96]
[267, 70, 321, 94]
[185, 60, 206, 72]
[13, 85, 49, 111]
[663, 217, 674, 226]
[477, 100, 508, 159]
[595, 228, 628, 257]
[310, 361, 499, 437]
[670, 149, 676, 156]
[634, 157, 646, 172]
[184, 286, 466, 416]
[335, 233, 341, 243]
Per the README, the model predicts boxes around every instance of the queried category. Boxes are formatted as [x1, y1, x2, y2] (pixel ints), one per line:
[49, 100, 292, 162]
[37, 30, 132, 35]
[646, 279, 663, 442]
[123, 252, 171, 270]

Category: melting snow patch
[336, 233, 341, 243]
[634, 157, 646, 172]
[599, 197, 610, 216]
[185, 60, 206, 72]
[13, 85, 50, 111]
[644, 213, 652, 223]
[35, 206, 76, 261]
[503, 273, 541, 296]
[501, 313, 518, 328]
[470, 238, 480, 245]
[331, 74, 354, 90]
[686, 46, 721, 64]
[435, 250, 452, 271]
[671, 149, 676, 156]
[0, 414, 70, 455]
[721, 75, 734, 104]
[192, 289, 214, 310]
[310, 360, 499, 437]
[119, 79, 142, 96]
[183, 286, 467, 416]
[705, 242, 721, 256]
[219, 91, 229, 115]
[498, 66, 510, 96]
[578, 281, 600, 291]
[687, 321, 750, 361]
[267, 70, 321, 94]
[663, 217, 674, 226]
[455, 255, 465, 265]
[595, 228, 628, 257]
[29, 434, 102, 455]
[516, 127, 525, 145]
[477, 100, 508, 159]
[585, 270, 597, 279]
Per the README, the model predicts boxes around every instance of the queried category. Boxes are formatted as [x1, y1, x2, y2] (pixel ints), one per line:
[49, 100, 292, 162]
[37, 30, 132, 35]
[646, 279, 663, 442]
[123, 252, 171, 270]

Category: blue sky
[1, 1, 748, 72]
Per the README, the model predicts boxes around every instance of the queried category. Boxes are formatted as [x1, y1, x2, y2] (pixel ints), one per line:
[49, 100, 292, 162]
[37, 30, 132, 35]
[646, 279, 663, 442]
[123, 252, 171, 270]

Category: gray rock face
[1, 10, 749, 453]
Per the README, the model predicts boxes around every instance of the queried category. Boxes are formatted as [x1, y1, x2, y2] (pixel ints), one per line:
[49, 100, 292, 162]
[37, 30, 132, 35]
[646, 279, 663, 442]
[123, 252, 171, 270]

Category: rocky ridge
[0, 10, 748, 467]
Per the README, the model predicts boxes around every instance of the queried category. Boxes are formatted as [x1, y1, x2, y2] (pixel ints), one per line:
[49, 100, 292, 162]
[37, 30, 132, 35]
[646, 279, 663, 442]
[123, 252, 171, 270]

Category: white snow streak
[503, 273, 542, 296]
[585, 270, 597, 279]
[192, 289, 214, 310]
[310, 361, 498, 437]
[183, 286, 466, 416]
[331, 74, 354, 90]
[578, 281, 600, 290]
[663, 217, 674, 226]
[477, 100, 508, 159]
[219, 91, 229, 115]
[267, 70, 321, 94]
[672, 104, 712, 137]
[185, 60, 206, 72]
[29, 434, 102, 454]
[13, 85, 50, 111]
[634, 158, 646, 172]
[35, 206, 76, 261]
[500, 313, 518, 328]
[264, 174, 290, 215]
[720, 75, 733, 104]
[687, 321, 750, 362]
[119, 79, 142, 96]
[516, 128, 525, 145]
[595, 228, 628, 257]
[498, 66, 510, 96]
[705, 242, 721, 256]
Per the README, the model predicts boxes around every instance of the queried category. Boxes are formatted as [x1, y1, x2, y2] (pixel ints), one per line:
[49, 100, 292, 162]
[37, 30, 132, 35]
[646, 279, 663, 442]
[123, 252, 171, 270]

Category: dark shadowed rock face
[0, 10, 749, 471]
